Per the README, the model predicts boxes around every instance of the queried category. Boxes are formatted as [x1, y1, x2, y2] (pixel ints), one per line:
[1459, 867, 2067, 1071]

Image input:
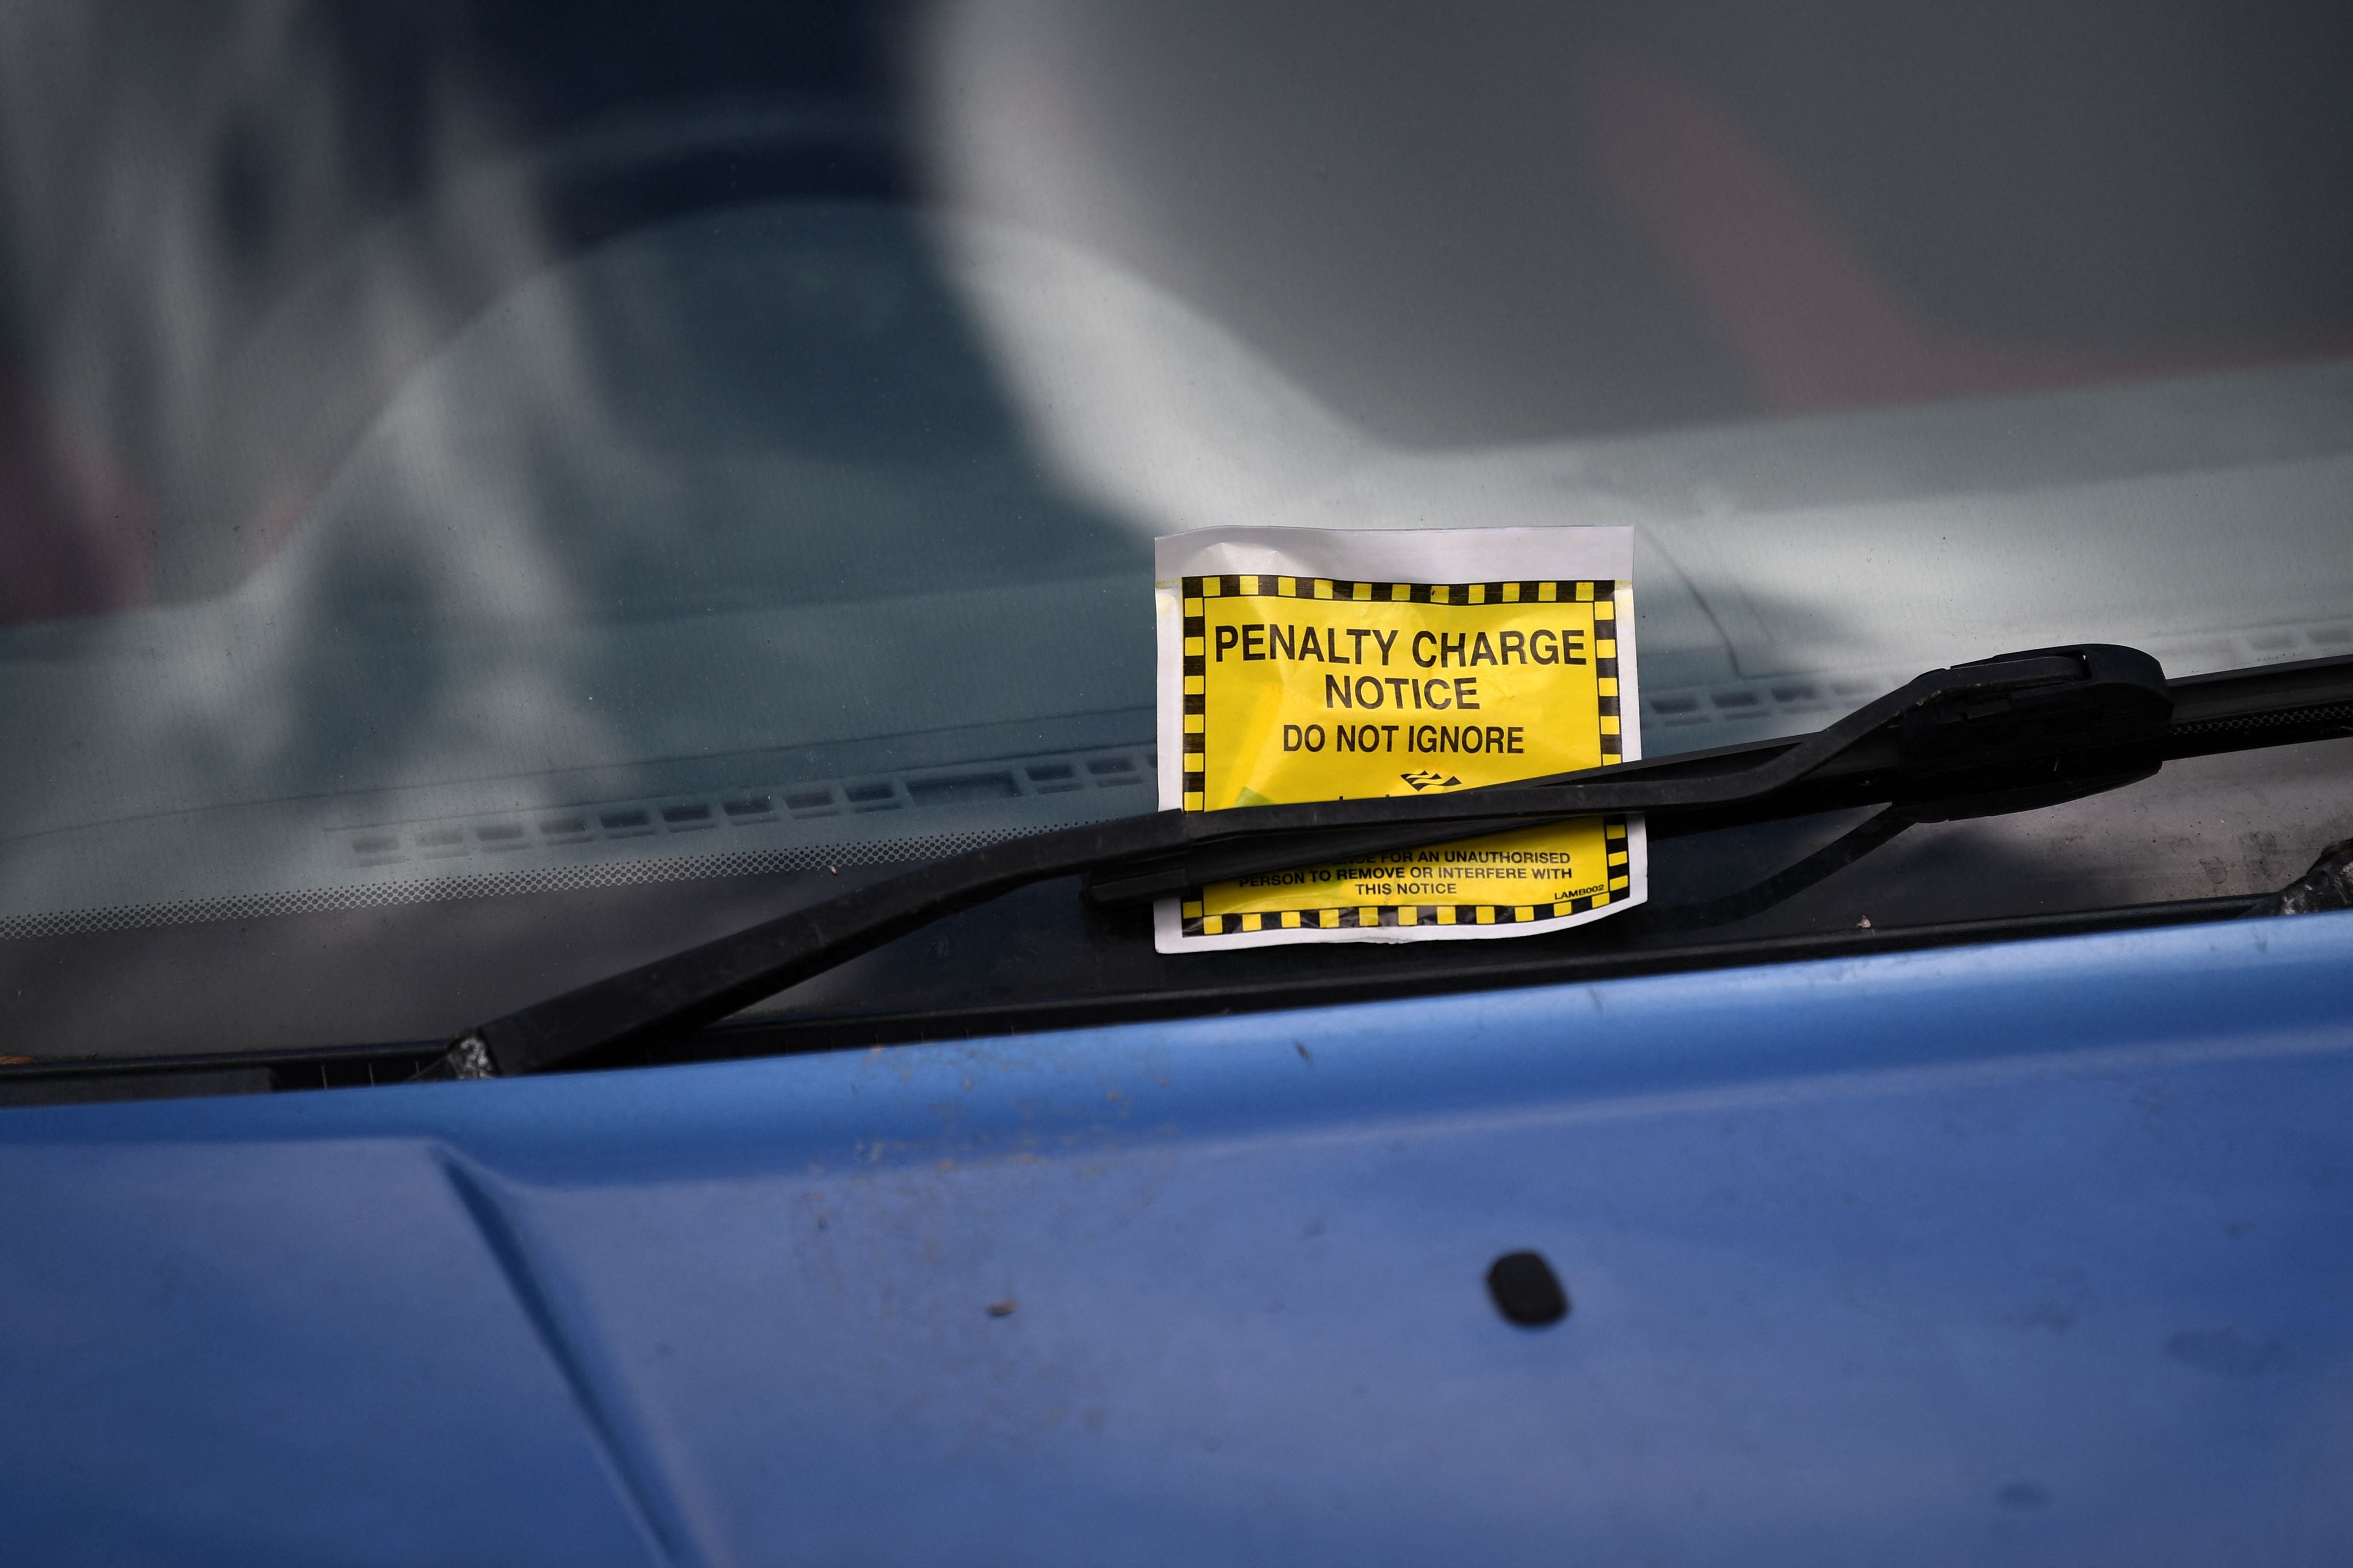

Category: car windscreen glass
[2, 0, 2350, 1067]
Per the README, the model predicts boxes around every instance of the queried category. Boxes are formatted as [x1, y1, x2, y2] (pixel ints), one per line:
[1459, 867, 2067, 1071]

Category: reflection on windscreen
[1, 0, 2350, 937]
[0, 197, 1159, 936]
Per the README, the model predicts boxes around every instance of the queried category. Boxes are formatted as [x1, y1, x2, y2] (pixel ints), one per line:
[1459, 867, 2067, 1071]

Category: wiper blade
[430, 645, 2353, 1080]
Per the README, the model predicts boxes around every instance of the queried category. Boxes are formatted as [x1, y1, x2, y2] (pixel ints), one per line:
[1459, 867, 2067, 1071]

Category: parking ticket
[1154, 526, 1648, 951]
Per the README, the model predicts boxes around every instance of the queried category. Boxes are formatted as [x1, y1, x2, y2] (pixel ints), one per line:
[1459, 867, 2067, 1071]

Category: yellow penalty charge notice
[1153, 526, 1648, 952]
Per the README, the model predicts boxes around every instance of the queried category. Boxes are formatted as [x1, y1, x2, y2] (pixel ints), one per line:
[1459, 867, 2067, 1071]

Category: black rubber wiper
[428, 645, 2353, 1080]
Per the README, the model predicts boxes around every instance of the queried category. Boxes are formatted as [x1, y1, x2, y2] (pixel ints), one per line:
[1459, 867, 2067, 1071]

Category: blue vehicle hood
[5, 914, 2351, 1566]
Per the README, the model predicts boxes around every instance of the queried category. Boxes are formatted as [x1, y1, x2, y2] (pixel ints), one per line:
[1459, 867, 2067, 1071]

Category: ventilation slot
[906, 773, 1018, 808]
[334, 740, 1160, 866]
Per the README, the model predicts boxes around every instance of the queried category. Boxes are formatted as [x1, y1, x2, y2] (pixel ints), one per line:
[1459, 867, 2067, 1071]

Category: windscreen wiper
[427, 645, 2353, 1080]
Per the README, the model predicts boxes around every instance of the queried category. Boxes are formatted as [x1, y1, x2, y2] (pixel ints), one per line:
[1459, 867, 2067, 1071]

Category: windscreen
[1, 2, 2348, 1010]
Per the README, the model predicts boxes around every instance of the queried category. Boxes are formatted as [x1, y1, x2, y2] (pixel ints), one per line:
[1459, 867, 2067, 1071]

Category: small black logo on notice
[1400, 770, 1461, 790]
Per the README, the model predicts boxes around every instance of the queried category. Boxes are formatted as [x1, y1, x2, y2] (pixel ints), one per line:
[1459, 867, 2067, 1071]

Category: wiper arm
[429, 645, 2353, 1080]
[1083, 643, 2174, 902]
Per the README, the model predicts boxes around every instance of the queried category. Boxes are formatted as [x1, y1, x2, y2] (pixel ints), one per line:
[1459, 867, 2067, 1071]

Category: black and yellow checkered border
[1178, 816, 1635, 938]
[1178, 574, 1622, 812]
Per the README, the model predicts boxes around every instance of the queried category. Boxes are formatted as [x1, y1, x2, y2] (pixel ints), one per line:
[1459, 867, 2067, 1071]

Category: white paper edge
[1154, 525, 1634, 590]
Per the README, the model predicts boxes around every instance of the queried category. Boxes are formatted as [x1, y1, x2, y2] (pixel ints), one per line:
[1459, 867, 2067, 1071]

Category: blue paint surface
[5, 915, 2351, 1565]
